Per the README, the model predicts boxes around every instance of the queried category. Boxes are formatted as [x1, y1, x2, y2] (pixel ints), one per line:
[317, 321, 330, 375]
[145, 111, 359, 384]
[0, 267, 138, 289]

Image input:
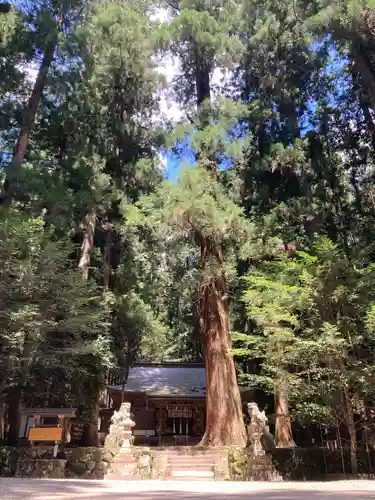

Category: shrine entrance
[167, 404, 193, 435]
[154, 400, 205, 446]
[106, 363, 225, 446]
[100, 361, 254, 447]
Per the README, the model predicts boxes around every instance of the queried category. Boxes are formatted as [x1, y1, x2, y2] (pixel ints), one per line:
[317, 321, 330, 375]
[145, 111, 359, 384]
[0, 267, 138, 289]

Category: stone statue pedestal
[248, 425, 265, 457]
[117, 402, 135, 452]
[105, 402, 135, 453]
[120, 422, 135, 452]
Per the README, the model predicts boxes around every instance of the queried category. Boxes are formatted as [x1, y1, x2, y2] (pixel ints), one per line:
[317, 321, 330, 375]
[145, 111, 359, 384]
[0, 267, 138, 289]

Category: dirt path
[1, 479, 375, 500]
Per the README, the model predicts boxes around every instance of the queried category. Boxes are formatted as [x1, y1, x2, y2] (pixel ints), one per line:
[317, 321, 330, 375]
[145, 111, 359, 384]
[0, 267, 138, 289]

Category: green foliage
[270, 446, 375, 479]
[0, 210, 112, 409]
[236, 238, 375, 428]
[2, 0, 375, 452]
[160, 0, 243, 106]
[138, 166, 279, 308]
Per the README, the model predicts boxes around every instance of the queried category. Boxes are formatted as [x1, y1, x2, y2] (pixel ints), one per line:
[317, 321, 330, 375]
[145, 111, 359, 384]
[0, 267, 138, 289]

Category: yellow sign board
[28, 427, 63, 442]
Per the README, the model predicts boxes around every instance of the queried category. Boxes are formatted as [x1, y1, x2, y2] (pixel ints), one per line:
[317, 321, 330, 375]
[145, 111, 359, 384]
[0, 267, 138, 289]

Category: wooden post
[157, 407, 161, 446]
[32, 415, 39, 449]
[53, 415, 62, 457]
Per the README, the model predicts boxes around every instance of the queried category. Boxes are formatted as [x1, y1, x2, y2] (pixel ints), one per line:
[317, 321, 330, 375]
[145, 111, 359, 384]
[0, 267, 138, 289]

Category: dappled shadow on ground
[1, 480, 375, 500]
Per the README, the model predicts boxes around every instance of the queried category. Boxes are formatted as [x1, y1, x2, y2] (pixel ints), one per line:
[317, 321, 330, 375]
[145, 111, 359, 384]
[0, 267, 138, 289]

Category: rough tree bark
[190, 43, 246, 446]
[6, 388, 21, 445]
[351, 56, 375, 151]
[0, 32, 57, 205]
[275, 380, 296, 448]
[343, 387, 358, 475]
[352, 39, 375, 114]
[6, 332, 38, 445]
[344, 390, 358, 475]
[80, 398, 100, 447]
[78, 210, 96, 277]
[78, 210, 100, 447]
[198, 240, 247, 447]
[102, 225, 113, 290]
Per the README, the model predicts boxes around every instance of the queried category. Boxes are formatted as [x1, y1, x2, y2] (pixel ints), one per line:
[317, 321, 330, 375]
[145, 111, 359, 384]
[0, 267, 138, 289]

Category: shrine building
[105, 362, 254, 446]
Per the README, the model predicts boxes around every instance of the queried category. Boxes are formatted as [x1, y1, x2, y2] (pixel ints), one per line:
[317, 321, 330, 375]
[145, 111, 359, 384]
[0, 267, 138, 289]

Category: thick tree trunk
[192, 35, 245, 447]
[80, 399, 100, 447]
[195, 63, 211, 107]
[361, 101, 375, 150]
[78, 210, 100, 446]
[0, 33, 57, 205]
[102, 226, 112, 290]
[78, 210, 96, 278]
[275, 381, 296, 448]
[352, 39, 375, 114]
[6, 388, 21, 445]
[6, 332, 37, 445]
[194, 44, 211, 126]
[199, 276, 247, 447]
[343, 388, 358, 475]
[0, 401, 4, 440]
[352, 60, 375, 151]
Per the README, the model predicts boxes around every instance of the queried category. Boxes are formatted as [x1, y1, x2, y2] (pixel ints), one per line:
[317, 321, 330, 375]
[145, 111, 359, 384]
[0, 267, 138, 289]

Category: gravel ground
[1, 479, 375, 500]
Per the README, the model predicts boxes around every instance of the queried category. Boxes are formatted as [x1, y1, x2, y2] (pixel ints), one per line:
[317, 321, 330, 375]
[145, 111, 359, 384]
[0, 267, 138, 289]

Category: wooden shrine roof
[109, 363, 206, 398]
[108, 362, 254, 400]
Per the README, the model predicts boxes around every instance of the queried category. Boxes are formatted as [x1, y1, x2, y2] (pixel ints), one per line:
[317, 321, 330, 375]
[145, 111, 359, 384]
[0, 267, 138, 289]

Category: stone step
[169, 464, 214, 469]
[170, 476, 214, 480]
[172, 458, 218, 461]
[168, 463, 214, 471]
[168, 463, 215, 469]
[155, 448, 217, 456]
[167, 458, 216, 463]
[113, 457, 135, 463]
[113, 456, 134, 462]
[173, 456, 217, 459]
[164, 450, 218, 457]
[166, 456, 217, 462]
[170, 476, 214, 481]
[171, 470, 214, 479]
[109, 463, 137, 476]
[164, 452, 218, 456]
[169, 457, 216, 460]
[158, 449, 217, 482]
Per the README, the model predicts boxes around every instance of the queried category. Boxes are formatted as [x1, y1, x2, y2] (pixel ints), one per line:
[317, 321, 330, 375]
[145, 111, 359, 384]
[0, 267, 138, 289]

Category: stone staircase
[105, 446, 222, 481]
[153, 447, 219, 481]
[105, 446, 282, 482]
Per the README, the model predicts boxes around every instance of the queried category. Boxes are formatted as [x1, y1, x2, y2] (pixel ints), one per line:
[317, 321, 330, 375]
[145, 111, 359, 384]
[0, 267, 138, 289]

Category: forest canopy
[1, 0, 375, 463]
